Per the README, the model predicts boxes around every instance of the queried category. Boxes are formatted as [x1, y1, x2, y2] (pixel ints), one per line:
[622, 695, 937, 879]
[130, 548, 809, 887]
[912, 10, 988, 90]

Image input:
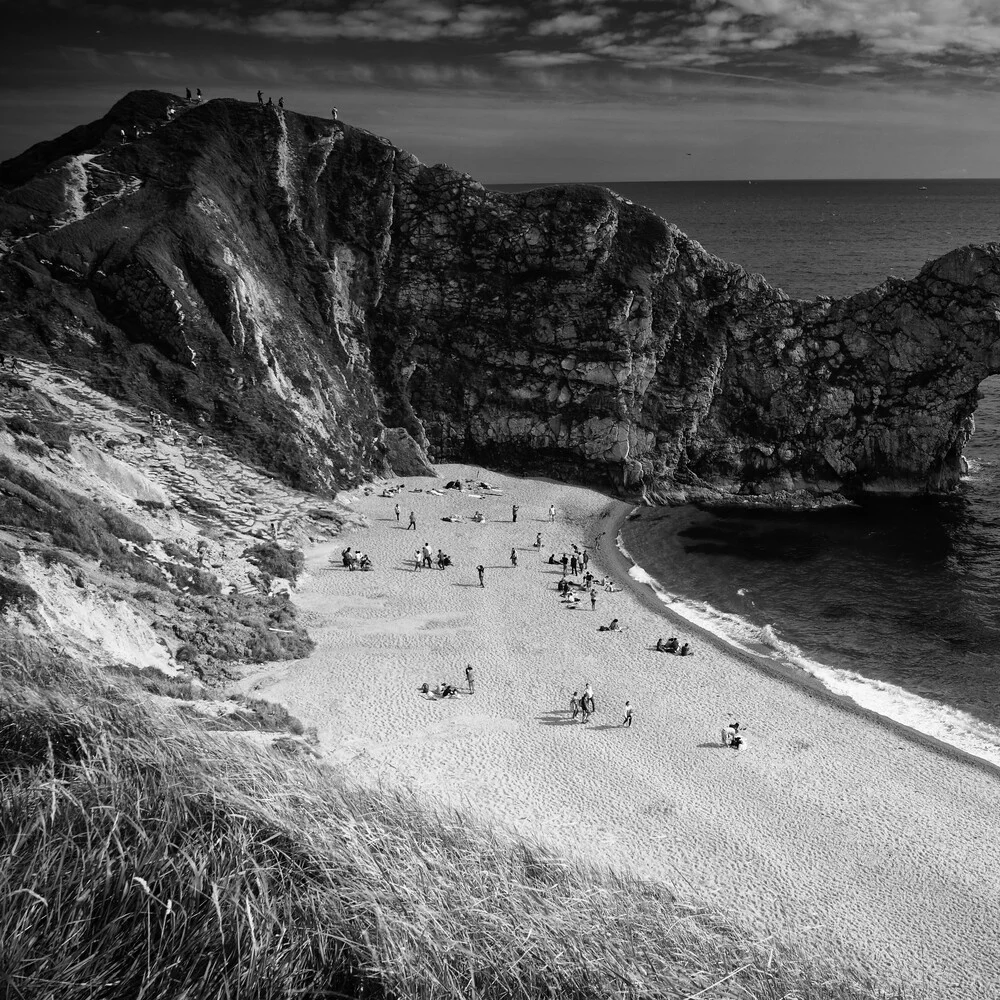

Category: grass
[0, 634, 909, 1000]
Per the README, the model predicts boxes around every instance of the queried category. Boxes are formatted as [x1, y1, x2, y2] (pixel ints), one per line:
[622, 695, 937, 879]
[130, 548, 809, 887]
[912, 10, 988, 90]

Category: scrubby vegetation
[0, 635, 908, 1000]
[245, 540, 305, 584]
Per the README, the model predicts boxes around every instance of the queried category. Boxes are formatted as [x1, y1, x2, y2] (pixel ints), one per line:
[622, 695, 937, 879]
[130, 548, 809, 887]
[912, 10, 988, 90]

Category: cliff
[3, 90, 1000, 500]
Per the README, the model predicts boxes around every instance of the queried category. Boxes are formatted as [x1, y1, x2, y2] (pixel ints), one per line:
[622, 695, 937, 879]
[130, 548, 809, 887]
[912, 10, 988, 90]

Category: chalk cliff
[4, 91, 1000, 500]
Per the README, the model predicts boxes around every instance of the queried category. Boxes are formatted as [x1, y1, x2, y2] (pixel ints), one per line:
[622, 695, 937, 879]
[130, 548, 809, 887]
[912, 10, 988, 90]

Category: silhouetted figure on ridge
[257, 89, 263, 104]
[331, 107, 338, 120]
[186, 87, 191, 99]
[267, 96, 273, 107]
[278, 96, 284, 108]
[196, 87, 202, 101]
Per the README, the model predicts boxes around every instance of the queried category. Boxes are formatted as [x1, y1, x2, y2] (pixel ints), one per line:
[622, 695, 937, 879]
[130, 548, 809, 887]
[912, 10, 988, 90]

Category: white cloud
[530, 11, 606, 36]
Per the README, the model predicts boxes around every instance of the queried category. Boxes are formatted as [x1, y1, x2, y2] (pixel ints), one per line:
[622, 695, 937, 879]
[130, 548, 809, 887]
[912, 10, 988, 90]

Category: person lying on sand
[722, 721, 743, 748]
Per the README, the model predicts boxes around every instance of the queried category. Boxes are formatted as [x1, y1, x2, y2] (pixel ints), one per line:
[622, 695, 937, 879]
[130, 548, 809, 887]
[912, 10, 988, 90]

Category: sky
[4, 0, 1000, 181]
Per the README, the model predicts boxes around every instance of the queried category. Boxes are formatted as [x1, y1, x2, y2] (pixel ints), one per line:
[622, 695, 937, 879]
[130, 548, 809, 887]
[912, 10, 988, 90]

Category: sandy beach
[242, 464, 1000, 999]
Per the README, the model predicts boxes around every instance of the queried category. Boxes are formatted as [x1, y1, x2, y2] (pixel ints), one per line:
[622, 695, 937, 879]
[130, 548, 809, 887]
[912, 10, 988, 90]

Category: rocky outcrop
[4, 91, 1000, 500]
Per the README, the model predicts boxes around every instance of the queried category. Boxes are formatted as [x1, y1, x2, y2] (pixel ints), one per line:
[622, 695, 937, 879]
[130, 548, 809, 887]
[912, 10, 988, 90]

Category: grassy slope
[0, 635, 908, 1000]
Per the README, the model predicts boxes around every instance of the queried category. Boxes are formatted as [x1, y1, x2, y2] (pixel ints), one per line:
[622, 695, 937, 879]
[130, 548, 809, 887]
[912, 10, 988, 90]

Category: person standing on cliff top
[196, 88, 202, 101]
[512, 503, 519, 523]
[407, 511, 416, 530]
[477, 564, 485, 587]
[549, 504, 556, 522]
[394, 502, 401, 522]
[186, 87, 191, 99]
[278, 96, 284, 108]
[331, 107, 338, 120]
[257, 90, 263, 104]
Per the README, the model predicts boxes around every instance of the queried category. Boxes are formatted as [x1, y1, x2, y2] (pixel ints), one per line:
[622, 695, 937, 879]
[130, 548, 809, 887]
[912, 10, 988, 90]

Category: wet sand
[242, 464, 1000, 999]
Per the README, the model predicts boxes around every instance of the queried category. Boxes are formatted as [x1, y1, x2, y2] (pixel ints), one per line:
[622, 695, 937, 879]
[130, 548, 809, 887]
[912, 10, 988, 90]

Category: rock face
[4, 91, 1000, 500]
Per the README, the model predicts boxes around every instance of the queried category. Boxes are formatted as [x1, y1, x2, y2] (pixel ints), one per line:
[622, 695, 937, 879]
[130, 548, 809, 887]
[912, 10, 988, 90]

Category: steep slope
[3, 92, 1000, 500]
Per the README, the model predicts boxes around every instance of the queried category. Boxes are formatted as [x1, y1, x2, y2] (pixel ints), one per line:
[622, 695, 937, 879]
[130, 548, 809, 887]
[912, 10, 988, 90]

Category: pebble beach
[242, 464, 1000, 999]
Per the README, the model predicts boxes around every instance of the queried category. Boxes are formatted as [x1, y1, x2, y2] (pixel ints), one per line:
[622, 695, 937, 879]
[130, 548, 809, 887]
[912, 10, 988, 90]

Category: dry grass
[0, 633, 910, 1000]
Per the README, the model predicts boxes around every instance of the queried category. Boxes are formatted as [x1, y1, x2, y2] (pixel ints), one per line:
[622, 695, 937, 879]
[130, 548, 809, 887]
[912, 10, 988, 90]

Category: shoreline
[243, 464, 1000, 999]
[599, 500, 1000, 784]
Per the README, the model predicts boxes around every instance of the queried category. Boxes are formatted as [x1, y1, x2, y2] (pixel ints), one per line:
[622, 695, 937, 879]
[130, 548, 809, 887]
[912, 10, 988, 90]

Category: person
[278, 96, 284, 108]
[419, 682, 429, 695]
[407, 511, 416, 530]
[186, 87, 191, 99]
[548, 504, 556, 522]
[582, 683, 596, 720]
[257, 89, 263, 104]
[510, 547, 517, 568]
[120, 129, 127, 144]
[582, 551, 589, 570]
[342, 546, 353, 568]
[414, 549, 422, 571]
[570, 554, 578, 576]
[395, 502, 401, 522]
[359, 553, 372, 571]
[331, 107, 339, 120]
[422, 542, 433, 568]
[267, 96, 273, 107]
[579, 695, 591, 724]
[196, 88, 202, 101]
[590, 588, 597, 611]
[477, 564, 485, 587]
[512, 503, 519, 523]
[465, 664, 475, 694]
[723, 721, 742, 748]
[622, 701, 633, 728]
[561, 553, 569, 575]
[570, 690, 579, 720]
[535, 532, 542, 549]
[598, 618, 620, 632]
[679, 642, 690, 656]
[548, 553, 557, 565]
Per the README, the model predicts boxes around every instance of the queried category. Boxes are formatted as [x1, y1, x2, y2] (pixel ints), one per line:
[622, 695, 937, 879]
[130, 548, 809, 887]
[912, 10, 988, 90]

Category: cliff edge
[4, 91, 1000, 500]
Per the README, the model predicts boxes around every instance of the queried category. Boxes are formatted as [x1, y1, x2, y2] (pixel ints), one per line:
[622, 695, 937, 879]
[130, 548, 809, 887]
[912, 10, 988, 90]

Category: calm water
[497, 179, 1000, 764]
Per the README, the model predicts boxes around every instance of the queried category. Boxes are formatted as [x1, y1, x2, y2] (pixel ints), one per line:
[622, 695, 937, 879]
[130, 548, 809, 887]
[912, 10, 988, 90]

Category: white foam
[617, 529, 1000, 769]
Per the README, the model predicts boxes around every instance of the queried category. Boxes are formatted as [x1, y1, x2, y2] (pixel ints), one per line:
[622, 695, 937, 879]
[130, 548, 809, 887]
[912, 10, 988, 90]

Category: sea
[497, 179, 1000, 767]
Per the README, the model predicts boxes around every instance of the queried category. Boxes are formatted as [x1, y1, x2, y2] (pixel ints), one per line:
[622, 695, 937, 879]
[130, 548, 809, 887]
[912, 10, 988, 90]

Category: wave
[617, 530, 1000, 770]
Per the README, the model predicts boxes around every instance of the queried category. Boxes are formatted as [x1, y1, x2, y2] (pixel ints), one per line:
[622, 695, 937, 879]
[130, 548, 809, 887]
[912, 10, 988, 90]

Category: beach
[242, 464, 1000, 999]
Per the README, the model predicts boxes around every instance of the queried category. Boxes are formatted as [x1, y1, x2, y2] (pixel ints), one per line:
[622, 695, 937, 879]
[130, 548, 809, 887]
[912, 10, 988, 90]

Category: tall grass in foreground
[0, 640, 908, 1000]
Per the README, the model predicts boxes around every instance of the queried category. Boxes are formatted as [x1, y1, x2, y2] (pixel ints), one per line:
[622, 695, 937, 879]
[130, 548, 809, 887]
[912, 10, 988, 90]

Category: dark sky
[4, 0, 1000, 181]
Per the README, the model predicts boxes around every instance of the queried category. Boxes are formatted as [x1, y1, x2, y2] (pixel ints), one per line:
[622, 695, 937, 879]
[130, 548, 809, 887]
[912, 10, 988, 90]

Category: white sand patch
[19, 555, 174, 674]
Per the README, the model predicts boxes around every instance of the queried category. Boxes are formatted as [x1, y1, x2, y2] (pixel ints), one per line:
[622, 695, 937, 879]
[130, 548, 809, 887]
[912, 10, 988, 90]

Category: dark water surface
[496, 179, 1000, 763]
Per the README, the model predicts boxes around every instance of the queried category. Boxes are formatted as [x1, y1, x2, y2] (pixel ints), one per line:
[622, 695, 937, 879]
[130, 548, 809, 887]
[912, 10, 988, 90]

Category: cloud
[501, 49, 596, 67]
[529, 11, 606, 36]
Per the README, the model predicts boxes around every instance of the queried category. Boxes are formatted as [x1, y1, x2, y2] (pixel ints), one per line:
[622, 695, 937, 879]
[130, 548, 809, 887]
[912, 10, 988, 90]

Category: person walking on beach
[535, 532, 542, 549]
[622, 701, 633, 728]
[465, 664, 475, 694]
[512, 503, 519, 523]
[570, 691, 580, 720]
[477, 564, 485, 587]
[510, 547, 518, 568]
[570, 554, 579, 576]
[548, 504, 556, 522]
[407, 511, 416, 530]
[582, 550, 589, 571]
[590, 588, 597, 611]
[561, 553, 569, 575]
[413, 549, 422, 571]
[395, 502, 401, 522]
[422, 542, 433, 568]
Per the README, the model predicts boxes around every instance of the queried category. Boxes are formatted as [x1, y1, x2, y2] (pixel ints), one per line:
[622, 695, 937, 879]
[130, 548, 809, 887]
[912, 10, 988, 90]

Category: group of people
[656, 636, 691, 656]
[415, 542, 452, 570]
[185, 88, 203, 101]
[418, 664, 474, 700]
[570, 684, 597, 723]
[340, 546, 372, 571]
[256, 91, 285, 109]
